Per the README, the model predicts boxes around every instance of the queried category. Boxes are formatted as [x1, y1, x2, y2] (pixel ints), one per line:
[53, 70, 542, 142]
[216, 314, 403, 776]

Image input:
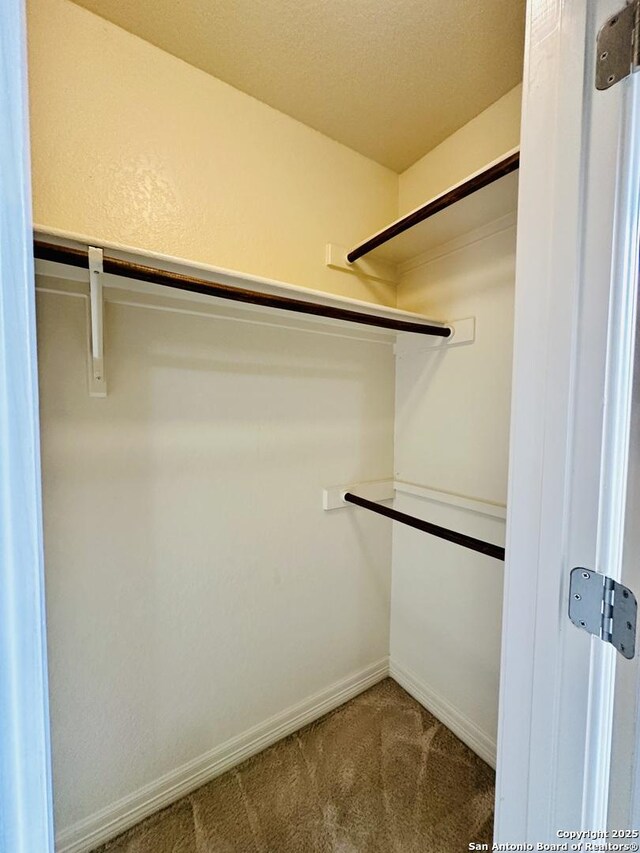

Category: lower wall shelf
[322, 479, 506, 521]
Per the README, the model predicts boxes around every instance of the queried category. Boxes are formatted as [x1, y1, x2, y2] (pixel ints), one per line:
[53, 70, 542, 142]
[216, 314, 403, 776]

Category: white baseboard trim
[57, 657, 496, 852]
[389, 659, 497, 769]
[56, 657, 389, 853]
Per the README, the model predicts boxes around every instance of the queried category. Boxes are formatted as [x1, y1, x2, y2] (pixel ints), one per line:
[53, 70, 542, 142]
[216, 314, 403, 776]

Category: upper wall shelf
[347, 149, 519, 268]
[32, 228, 459, 343]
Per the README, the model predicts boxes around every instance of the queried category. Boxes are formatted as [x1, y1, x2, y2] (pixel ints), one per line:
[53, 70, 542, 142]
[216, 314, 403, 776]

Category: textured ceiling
[69, 0, 525, 172]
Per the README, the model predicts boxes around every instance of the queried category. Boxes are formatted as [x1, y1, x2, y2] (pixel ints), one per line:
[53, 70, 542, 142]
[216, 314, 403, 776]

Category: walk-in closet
[26, 0, 526, 849]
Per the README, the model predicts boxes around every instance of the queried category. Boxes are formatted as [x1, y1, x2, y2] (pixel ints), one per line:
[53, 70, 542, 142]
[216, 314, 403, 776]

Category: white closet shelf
[33, 227, 453, 342]
[346, 148, 519, 267]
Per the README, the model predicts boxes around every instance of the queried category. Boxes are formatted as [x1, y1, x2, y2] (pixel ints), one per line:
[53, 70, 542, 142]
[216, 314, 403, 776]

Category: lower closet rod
[33, 241, 451, 338]
[343, 492, 505, 561]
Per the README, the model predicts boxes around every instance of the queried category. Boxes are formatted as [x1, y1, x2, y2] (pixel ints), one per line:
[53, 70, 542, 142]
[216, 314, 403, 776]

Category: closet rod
[33, 241, 451, 338]
[343, 492, 505, 561]
[347, 151, 520, 263]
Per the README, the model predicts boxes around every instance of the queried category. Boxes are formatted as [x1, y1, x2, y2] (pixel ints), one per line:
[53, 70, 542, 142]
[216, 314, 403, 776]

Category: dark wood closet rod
[347, 151, 520, 264]
[33, 241, 451, 338]
[343, 492, 506, 561]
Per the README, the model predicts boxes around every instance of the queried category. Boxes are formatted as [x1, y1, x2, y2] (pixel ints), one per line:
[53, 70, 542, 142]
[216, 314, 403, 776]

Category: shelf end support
[87, 246, 107, 397]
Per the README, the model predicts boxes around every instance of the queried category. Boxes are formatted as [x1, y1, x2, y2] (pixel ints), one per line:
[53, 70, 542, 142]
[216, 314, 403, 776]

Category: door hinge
[569, 568, 637, 659]
[596, 1, 640, 90]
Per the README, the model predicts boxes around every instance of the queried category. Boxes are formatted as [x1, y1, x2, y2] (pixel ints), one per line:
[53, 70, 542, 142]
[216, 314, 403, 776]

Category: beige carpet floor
[93, 678, 494, 852]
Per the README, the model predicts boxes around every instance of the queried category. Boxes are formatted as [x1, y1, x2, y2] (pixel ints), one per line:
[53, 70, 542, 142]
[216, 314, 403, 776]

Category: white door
[497, 0, 640, 840]
[0, 1, 54, 851]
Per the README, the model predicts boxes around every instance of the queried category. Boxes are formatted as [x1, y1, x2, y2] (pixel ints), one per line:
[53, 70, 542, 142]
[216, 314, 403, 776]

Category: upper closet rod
[343, 492, 505, 561]
[33, 241, 451, 338]
[347, 151, 520, 263]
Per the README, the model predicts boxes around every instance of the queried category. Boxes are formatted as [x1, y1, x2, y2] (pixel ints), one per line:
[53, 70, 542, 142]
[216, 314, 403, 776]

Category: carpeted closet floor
[94, 678, 494, 853]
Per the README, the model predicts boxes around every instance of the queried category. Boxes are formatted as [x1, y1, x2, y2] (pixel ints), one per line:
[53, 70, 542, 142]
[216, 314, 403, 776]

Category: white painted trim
[325, 243, 398, 284]
[397, 212, 517, 277]
[609, 75, 640, 831]
[0, 1, 55, 850]
[497, 0, 587, 832]
[394, 481, 507, 521]
[496, 0, 638, 840]
[582, 61, 640, 832]
[55, 658, 389, 853]
[389, 660, 496, 768]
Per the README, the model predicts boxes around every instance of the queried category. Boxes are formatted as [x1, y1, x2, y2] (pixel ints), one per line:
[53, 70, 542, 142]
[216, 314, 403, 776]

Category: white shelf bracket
[394, 316, 475, 358]
[87, 246, 107, 397]
[325, 243, 398, 284]
[322, 479, 395, 510]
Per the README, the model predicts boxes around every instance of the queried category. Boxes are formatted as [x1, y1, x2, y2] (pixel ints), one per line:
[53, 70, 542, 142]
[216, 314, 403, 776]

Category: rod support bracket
[88, 246, 106, 397]
[322, 480, 395, 511]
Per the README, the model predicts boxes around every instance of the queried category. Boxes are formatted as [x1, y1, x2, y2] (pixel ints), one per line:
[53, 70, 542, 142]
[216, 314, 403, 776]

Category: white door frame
[497, 0, 640, 839]
[609, 65, 640, 824]
[0, 1, 54, 851]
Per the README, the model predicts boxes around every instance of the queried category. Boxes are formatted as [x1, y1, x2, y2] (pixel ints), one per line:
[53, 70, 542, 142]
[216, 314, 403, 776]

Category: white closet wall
[37, 280, 394, 846]
[389, 99, 520, 764]
[28, 5, 403, 849]
[390, 226, 515, 766]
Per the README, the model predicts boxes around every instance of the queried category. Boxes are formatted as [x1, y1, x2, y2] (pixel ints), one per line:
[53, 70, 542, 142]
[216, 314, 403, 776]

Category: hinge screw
[574, 593, 582, 600]
[623, 590, 630, 599]
[582, 571, 590, 579]
[600, 50, 609, 60]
